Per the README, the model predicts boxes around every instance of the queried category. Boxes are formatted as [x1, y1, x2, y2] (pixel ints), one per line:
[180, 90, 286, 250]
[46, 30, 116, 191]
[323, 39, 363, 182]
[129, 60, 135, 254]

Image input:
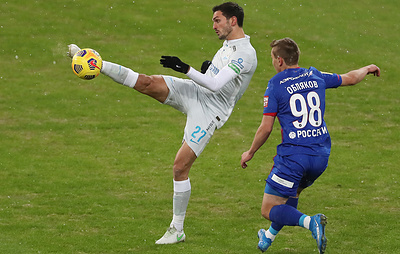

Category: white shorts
[162, 76, 220, 157]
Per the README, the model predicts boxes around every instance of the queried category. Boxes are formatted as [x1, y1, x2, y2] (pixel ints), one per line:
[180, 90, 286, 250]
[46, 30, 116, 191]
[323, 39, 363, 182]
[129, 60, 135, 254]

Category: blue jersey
[263, 67, 342, 156]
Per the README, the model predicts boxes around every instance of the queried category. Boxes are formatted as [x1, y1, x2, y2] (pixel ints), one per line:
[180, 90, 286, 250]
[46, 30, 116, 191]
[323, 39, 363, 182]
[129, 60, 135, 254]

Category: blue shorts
[265, 154, 329, 198]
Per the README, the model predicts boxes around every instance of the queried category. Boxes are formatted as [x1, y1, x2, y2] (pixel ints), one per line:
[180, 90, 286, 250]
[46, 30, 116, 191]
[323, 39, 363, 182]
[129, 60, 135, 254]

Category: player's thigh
[266, 155, 304, 198]
[183, 107, 218, 157]
[162, 76, 197, 113]
[299, 154, 329, 189]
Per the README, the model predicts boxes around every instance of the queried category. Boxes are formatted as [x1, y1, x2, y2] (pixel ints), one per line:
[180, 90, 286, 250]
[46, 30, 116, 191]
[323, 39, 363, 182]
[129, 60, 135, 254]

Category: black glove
[201, 60, 211, 74]
[160, 56, 190, 74]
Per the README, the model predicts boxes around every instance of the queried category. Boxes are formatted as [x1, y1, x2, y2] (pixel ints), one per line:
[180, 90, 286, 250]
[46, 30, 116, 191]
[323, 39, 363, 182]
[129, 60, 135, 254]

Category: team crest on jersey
[264, 96, 269, 107]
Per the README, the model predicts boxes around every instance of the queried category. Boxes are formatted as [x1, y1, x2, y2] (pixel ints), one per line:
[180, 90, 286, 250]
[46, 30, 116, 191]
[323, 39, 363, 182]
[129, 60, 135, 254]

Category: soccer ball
[71, 48, 102, 80]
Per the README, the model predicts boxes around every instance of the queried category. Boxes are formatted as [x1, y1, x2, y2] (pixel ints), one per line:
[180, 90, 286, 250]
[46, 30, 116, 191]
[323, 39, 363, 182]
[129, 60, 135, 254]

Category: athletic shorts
[162, 76, 219, 157]
[265, 154, 329, 198]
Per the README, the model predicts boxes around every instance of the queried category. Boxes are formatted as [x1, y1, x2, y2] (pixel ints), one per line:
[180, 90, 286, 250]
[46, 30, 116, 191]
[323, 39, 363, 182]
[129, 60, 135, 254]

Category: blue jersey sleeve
[312, 67, 342, 88]
[263, 81, 278, 116]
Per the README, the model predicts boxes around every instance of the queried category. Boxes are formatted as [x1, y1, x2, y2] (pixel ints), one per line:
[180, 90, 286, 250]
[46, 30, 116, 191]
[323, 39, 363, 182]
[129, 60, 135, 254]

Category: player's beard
[217, 25, 233, 40]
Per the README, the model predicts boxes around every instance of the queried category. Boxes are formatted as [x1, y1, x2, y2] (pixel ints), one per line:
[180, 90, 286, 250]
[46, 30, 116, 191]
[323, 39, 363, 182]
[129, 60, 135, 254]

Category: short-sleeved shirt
[263, 67, 342, 156]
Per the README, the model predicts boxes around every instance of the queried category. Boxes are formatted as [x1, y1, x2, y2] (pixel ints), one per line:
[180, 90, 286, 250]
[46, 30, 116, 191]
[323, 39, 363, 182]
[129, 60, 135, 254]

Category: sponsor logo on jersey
[280, 70, 313, 84]
[228, 58, 244, 74]
[264, 96, 269, 107]
[288, 126, 328, 139]
[209, 63, 219, 75]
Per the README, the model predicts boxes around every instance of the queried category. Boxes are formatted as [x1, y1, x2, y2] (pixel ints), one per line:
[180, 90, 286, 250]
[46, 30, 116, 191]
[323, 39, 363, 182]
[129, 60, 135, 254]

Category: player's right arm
[186, 66, 237, 92]
[160, 55, 239, 92]
[241, 115, 275, 169]
[340, 64, 380, 86]
[187, 48, 256, 92]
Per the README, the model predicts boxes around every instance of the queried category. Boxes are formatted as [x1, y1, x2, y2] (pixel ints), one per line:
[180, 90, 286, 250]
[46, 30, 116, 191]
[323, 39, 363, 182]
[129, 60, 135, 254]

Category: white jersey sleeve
[186, 36, 256, 93]
[186, 65, 237, 92]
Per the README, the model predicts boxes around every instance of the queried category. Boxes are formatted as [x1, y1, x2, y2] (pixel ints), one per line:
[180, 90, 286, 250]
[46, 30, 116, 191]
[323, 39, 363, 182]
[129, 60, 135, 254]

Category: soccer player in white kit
[68, 2, 257, 244]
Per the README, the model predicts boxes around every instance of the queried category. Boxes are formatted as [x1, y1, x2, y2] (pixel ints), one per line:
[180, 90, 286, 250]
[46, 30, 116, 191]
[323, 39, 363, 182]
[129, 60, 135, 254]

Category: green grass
[1, 0, 399, 253]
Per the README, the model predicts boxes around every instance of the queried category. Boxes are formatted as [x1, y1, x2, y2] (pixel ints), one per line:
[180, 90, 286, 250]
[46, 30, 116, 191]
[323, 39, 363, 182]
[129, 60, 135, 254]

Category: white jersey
[201, 35, 257, 128]
[162, 35, 257, 156]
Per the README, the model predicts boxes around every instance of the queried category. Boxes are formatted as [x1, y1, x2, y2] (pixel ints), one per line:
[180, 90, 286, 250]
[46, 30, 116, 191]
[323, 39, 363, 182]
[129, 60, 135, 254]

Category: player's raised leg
[67, 44, 169, 103]
[67, 44, 81, 58]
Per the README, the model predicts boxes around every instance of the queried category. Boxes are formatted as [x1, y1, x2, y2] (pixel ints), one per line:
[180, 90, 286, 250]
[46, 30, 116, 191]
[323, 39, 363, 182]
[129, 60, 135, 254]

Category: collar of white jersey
[224, 34, 250, 47]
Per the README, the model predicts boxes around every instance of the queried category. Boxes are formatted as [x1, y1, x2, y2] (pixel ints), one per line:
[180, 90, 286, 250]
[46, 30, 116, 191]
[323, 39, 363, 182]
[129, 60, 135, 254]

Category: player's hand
[160, 56, 190, 74]
[366, 64, 380, 77]
[201, 60, 211, 74]
[241, 151, 253, 169]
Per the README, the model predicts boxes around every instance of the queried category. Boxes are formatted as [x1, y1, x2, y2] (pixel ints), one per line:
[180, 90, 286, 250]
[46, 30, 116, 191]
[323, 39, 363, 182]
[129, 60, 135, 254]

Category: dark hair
[270, 38, 300, 66]
[212, 2, 244, 27]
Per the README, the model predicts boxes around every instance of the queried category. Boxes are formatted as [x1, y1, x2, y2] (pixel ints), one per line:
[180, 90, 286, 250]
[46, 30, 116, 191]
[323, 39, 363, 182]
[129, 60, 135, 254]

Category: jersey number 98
[290, 91, 322, 129]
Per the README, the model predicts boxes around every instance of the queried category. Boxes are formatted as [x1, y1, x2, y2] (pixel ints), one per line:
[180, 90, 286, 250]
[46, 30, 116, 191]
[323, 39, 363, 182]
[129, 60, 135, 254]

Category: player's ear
[230, 16, 237, 26]
[278, 57, 284, 66]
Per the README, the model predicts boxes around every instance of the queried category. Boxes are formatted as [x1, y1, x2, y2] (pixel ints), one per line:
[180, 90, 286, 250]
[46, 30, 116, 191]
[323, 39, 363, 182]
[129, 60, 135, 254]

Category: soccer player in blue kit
[241, 38, 380, 253]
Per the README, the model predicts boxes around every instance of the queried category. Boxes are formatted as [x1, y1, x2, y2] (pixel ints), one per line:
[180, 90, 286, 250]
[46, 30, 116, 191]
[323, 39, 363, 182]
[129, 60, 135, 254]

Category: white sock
[265, 229, 277, 241]
[303, 216, 311, 230]
[171, 179, 191, 232]
[101, 61, 139, 88]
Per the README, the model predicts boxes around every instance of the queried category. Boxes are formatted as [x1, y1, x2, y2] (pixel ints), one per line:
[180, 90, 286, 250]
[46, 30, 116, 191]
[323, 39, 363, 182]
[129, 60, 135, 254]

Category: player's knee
[135, 74, 153, 91]
[135, 74, 168, 102]
[261, 208, 271, 220]
[173, 163, 189, 181]
[173, 143, 196, 180]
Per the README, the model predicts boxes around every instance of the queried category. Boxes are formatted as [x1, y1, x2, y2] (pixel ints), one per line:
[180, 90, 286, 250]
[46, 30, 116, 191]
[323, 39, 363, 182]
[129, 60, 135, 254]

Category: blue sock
[269, 204, 304, 226]
[270, 197, 299, 231]
[270, 223, 283, 232]
[286, 197, 299, 208]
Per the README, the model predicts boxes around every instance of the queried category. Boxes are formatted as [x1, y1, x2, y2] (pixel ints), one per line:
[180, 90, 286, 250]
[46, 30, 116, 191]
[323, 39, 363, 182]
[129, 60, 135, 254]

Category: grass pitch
[1, 0, 399, 253]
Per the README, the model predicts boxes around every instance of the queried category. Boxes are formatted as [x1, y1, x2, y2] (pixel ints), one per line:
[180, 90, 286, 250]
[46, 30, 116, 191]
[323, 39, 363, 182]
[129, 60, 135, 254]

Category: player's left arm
[340, 64, 380, 86]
